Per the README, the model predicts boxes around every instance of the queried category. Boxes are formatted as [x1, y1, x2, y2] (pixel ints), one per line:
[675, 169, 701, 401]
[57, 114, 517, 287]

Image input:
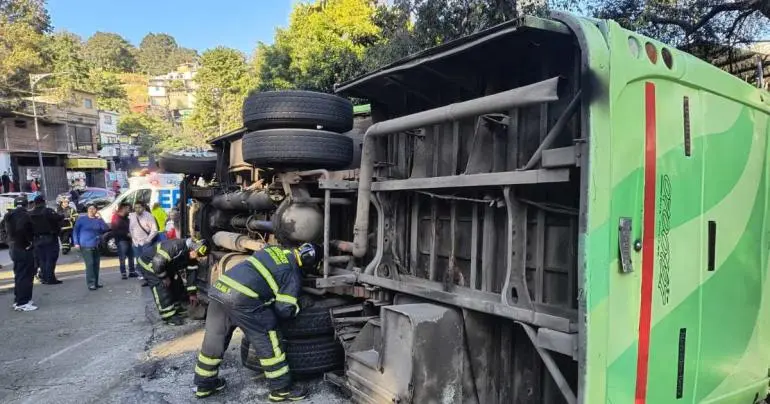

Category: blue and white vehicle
[98, 172, 184, 254]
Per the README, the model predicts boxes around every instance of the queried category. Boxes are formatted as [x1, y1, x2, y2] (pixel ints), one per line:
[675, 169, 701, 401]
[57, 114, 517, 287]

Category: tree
[137, 33, 177, 75]
[256, 0, 382, 92]
[40, 31, 88, 95]
[82, 32, 138, 72]
[588, 0, 769, 60]
[86, 69, 128, 112]
[0, 0, 47, 95]
[188, 46, 255, 138]
[0, 0, 50, 33]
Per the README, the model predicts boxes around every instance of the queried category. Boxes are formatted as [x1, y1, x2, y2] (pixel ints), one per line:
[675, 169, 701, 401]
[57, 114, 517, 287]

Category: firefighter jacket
[139, 239, 199, 293]
[57, 206, 77, 230]
[30, 206, 63, 237]
[216, 245, 302, 319]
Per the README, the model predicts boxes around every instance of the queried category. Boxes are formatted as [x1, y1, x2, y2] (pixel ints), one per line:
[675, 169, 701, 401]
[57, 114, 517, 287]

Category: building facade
[0, 89, 107, 196]
[98, 110, 140, 172]
[148, 63, 199, 122]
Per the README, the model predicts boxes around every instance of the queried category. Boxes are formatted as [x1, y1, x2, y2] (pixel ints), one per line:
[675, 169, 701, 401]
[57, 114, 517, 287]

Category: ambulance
[98, 171, 184, 254]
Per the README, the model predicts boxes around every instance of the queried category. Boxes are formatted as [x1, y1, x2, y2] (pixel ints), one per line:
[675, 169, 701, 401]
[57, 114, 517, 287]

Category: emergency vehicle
[98, 171, 184, 254]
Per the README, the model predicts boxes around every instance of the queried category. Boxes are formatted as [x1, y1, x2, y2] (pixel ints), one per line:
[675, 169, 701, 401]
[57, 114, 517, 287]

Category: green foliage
[256, 0, 381, 92]
[0, 0, 47, 95]
[82, 31, 138, 73]
[188, 46, 255, 138]
[0, 0, 50, 33]
[85, 70, 128, 112]
[137, 33, 198, 76]
[118, 111, 207, 154]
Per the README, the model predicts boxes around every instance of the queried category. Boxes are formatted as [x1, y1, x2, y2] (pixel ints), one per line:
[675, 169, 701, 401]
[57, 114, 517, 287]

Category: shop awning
[66, 158, 108, 170]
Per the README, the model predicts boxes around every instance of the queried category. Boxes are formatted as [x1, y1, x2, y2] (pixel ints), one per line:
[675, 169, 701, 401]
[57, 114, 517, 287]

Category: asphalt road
[0, 250, 349, 404]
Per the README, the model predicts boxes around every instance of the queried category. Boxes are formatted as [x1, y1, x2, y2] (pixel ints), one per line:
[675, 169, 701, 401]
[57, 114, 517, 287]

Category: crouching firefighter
[57, 199, 77, 254]
[138, 237, 209, 325]
[193, 243, 322, 402]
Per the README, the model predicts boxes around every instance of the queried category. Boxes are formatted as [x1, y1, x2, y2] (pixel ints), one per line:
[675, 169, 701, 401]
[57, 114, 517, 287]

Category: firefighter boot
[165, 314, 185, 326]
[195, 377, 226, 399]
[268, 385, 308, 402]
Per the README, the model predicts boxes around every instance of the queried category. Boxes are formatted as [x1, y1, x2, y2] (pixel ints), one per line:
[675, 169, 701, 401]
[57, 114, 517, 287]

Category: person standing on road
[1, 171, 10, 193]
[151, 202, 168, 241]
[73, 204, 109, 291]
[129, 202, 158, 286]
[111, 202, 136, 280]
[29, 195, 64, 285]
[137, 238, 208, 326]
[68, 183, 80, 207]
[193, 243, 321, 401]
[57, 198, 77, 254]
[5, 195, 37, 311]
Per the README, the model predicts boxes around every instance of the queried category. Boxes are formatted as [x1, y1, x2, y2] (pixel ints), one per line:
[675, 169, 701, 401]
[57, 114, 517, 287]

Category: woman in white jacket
[129, 202, 158, 285]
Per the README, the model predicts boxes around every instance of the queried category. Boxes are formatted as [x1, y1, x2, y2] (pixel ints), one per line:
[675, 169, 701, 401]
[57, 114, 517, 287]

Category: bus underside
[194, 15, 588, 404]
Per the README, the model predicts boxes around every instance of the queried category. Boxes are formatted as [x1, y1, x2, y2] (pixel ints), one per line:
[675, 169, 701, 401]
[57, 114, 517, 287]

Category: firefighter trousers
[138, 258, 178, 321]
[194, 290, 291, 392]
[59, 228, 72, 252]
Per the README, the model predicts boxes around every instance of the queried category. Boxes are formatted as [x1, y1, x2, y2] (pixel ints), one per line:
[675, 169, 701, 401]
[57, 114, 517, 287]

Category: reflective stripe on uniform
[195, 365, 218, 377]
[246, 257, 299, 314]
[160, 310, 176, 319]
[259, 352, 286, 367]
[187, 286, 198, 292]
[218, 274, 259, 298]
[152, 287, 176, 313]
[156, 244, 171, 260]
[138, 258, 153, 272]
[268, 331, 283, 358]
[264, 365, 289, 379]
[198, 353, 222, 366]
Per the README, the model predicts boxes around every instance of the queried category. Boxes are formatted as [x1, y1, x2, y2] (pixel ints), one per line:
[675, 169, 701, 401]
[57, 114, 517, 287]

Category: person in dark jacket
[1, 171, 10, 193]
[110, 202, 136, 279]
[68, 184, 80, 207]
[73, 204, 109, 290]
[5, 195, 37, 311]
[29, 195, 64, 285]
[193, 243, 321, 401]
[57, 198, 77, 254]
[137, 238, 209, 325]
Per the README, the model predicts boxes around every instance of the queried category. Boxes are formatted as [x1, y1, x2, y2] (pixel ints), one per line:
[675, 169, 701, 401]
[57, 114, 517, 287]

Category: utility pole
[29, 72, 70, 199]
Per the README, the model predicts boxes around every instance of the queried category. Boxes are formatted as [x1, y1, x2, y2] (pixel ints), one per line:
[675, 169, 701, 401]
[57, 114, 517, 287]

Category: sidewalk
[0, 248, 120, 293]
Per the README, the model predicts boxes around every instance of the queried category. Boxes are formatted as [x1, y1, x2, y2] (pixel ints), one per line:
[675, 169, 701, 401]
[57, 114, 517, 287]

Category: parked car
[56, 187, 115, 212]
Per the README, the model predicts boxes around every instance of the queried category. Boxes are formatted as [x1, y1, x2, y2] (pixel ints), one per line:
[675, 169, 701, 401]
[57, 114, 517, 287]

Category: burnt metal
[536, 328, 578, 359]
[370, 168, 570, 192]
[318, 179, 359, 190]
[363, 195, 384, 276]
[517, 321, 577, 404]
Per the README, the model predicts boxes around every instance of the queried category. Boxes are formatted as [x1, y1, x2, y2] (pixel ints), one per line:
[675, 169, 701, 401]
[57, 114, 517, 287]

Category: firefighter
[137, 237, 209, 326]
[57, 198, 77, 254]
[30, 195, 64, 285]
[193, 243, 321, 402]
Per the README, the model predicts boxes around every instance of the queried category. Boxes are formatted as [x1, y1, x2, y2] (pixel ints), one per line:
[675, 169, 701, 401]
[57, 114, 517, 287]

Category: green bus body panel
[570, 13, 770, 404]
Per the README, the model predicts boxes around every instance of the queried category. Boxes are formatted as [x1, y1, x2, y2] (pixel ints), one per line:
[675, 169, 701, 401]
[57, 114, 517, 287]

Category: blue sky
[47, 0, 295, 56]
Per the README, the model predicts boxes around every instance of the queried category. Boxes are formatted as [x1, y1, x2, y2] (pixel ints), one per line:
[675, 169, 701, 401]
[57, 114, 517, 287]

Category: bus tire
[240, 335, 344, 377]
[242, 128, 353, 170]
[158, 153, 217, 176]
[280, 296, 350, 338]
[242, 90, 353, 133]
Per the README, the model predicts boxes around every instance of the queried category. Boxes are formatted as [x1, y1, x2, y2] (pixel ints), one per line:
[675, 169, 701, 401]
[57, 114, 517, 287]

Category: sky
[47, 0, 295, 56]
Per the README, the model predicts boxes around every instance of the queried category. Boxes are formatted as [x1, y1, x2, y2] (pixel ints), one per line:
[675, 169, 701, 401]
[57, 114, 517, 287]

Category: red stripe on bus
[636, 83, 657, 404]
[635, 81, 657, 404]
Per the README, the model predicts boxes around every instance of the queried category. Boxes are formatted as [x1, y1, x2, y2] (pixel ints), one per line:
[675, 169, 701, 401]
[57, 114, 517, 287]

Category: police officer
[57, 198, 77, 254]
[193, 243, 321, 402]
[5, 195, 37, 311]
[30, 195, 64, 284]
[137, 237, 209, 326]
